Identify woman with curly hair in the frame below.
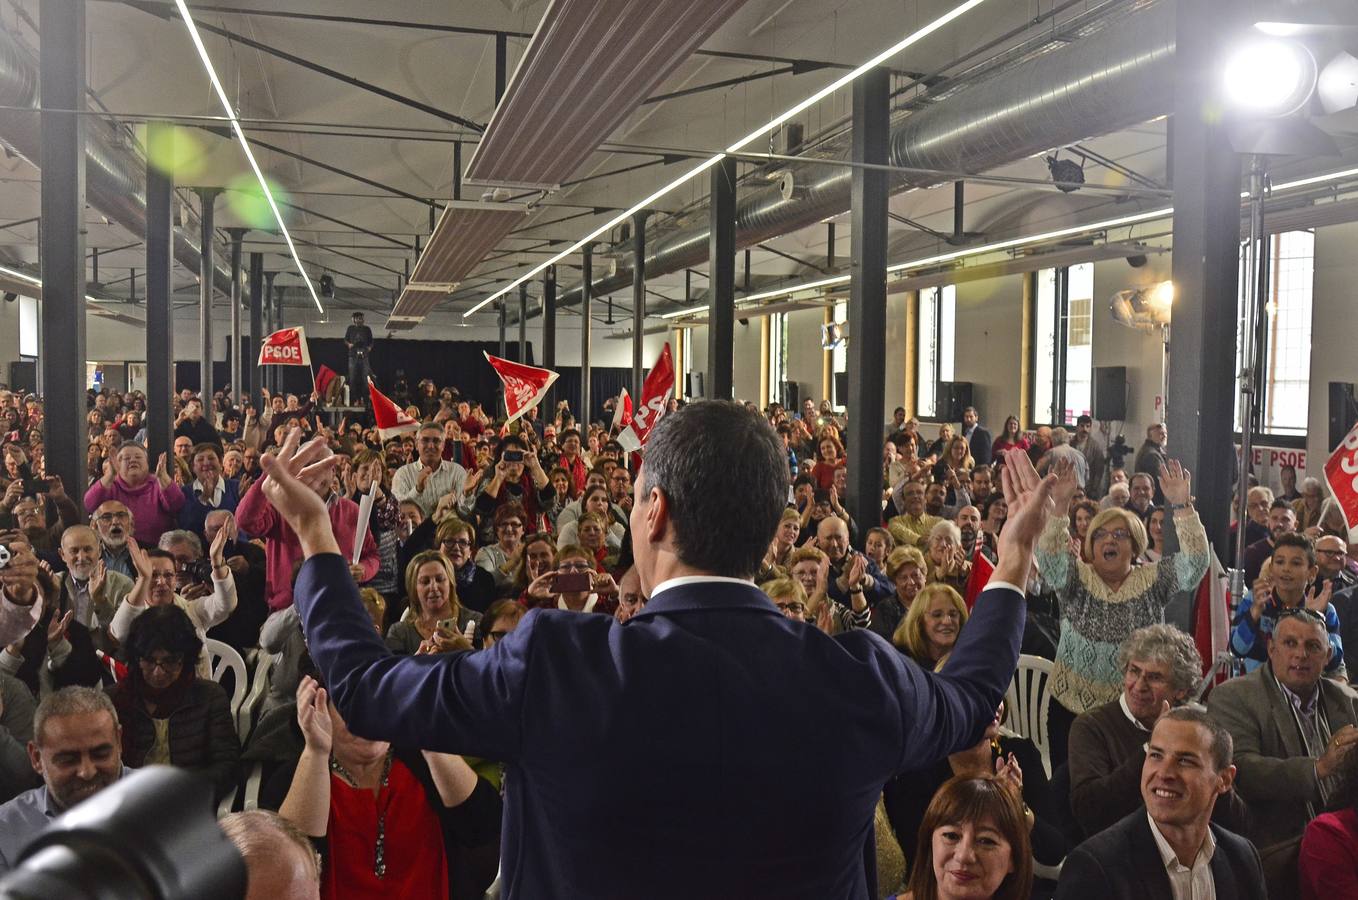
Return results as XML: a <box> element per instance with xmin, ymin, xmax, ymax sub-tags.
<box><xmin>893</xmin><ymin>583</ymin><xmax>969</xmax><ymax>671</ymax></box>
<box><xmin>811</xmin><ymin>435</ymin><xmax>846</xmax><ymax>491</ymax></box>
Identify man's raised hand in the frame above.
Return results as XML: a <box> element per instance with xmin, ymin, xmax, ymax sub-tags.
<box><xmin>259</xmin><ymin>429</ymin><xmax>341</xmax><ymax>558</ymax></box>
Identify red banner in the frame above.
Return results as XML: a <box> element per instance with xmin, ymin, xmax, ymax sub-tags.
<box><xmin>368</xmin><ymin>379</ymin><xmax>420</xmax><ymax>440</ymax></box>
<box><xmin>962</xmin><ymin>545</ymin><xmax>995</xmax><ymax>611</ymax></box>
<box><xmin>616</xmin><ymin>343</ymin><xmax>674</xmax><ymax>454</ymax></box>
<box><xmin>611</xmin><ymin>388</ymin><xmax>633</xmax><ymax>431</ymax></box>
<box><xmin>484</xmin><ymin>353</ymin><xmax>559</xmax><ymax>424</ymax></box>
<box><xmin>257</xmin><ymin>327</ymin><xmax>312</xmax><ymax>367</ymax></box>
<box><xmin>313</xmin><ymin>364</ymin><xmax>339</xmax><ymax>398</ymax></box>
<box><xmin>1324</xmin><ymin>420</ymin><xmax>1358</xmax><ymax>542</ymax></box>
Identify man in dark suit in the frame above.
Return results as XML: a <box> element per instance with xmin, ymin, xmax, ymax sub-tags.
<box><xmin>1057</xmin><ymin>706</ymin><xmax>1266</xmax><ymax>900</ymax></box>
<box><xmin>961</xmin><ymin>405</ymin><xmax>993</xmax><ymax>467</ymax></box>
<box><xmin>261</xmin><ymin>402</ymin><xmax>1058</xmax><ymax>900</ymax></box>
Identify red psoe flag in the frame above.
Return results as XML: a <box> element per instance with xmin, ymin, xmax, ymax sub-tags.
<box><xmin>616</xmin><ymin>343</ymin><xmax>675</xmax><ymax>454</ymax></box>
<box><xmin>484</xmin><ymin>353</ymin><xmax>559</xmax><ymax>424</ymax></box>
<box><xmin>257</xmin><ymin>327</ymin><xmax>312</xmax><ymax>366</ymax></box>
<box><xmin>313</xmin><ymin>364</ymin><xmax>339</xmax><ymax>397</ymax></box>
<box><xmin>368</xmin><ymin>379</ymin><xmax>420</xmax><ymax>440</ymax></box>
<box><xmin>1324</xmin><ymin>420</ymin><xmax>1358</xmax><ymax>542</ymax></box>
<box><xmin>612</xmin><ymin>388</ymin><xmax>634</xmax><ymax>431</ymax></box>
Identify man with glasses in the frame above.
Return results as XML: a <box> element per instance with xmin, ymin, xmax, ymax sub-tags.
<box><xmin>1210</xmin><ymin>608</ymin><xmax>1358</xmax><ymax>848</ymax></box>
<box><xmin>1231</xmin><ymin>532</ymin><xmax>1344</xmax><ymax>678</ymax></box>
<box><xmin>392</xmin><ymin>423</ymin><xmax>470</xmax><ymax>519</ymax></box>
<box><xmin>90</xmin><ymin>501</ymin><xmax>135</xmax><ymax>578</ymax></box>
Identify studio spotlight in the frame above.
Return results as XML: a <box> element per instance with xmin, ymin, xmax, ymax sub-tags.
<box><xmin>1126</xmin><ymin>254</ymin><xmax>1149</xmax><ymax>269</ymax></box>
<box><xmin>319</xmin><ymin>274</ymin><xmax>335</xmax><ymax>298</ymax></box>
<box><xmin>1222</xmin><ymin>38</ymin><xmax>1318</xmax><ymax>116</ymax></box>
<box><xmin>1045</xmin><ymin>155</ymin><xmax>1085</xmax><ymax>193</ymax></box>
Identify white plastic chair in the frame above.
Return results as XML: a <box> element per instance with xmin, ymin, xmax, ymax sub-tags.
<box><xmin>204</xmin><ymin>638</ymin><xmax>248</xmax><ymax>727</ymax></box>
<box><xmin>1003</xmin><ymin>653</ymin><xmax>1055</xmax><ymax>779</ymax></box>
<box><xmin>236</xmin><ymin>650</ymin><xmax>273</xmax><ymax>741</ymax></box>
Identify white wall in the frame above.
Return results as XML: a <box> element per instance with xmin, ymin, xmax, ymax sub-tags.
<box><xmin>732</xmin><ymin>319</ymin><xmax>762</xmax><ymax>402</ymax></box>
<box><xmin>952</xmin><ymin>275</ymin><xmax>1024</xmax><ymax>427</ymax></box>
<box><xmin>785</xmin><ymin>307</ymin><xmax>826</xmax><ymax>406</ymax></box>
<box><xmin>0</xmin><ymin>295</ymin><xmax>20</xmax><ymax>384</ymax></box>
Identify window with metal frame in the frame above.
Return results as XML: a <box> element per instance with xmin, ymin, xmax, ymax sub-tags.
<box><xmin>1033</xmin><ymin>263</ymin><xmax>1093</xmax><ymax>426</ymax></box>
<box><xmin>1234</xmin><ymin>230</ymin><xmax>1314</xmax><ymax>437</ymax></box>
<box><xmin>917</xmin><ymin>285</ymin><xmax>956</xmax><ymax>418</ymax></box>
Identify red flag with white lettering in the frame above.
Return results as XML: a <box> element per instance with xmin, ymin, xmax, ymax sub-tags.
<box><xmin>611</xmin><ymin>389</ymin><xmax>633</xmax><ymax>431</ymax></box>
<box><xmin>257</xmin><ymin>327</ymin><xmax>312</xmax><ymax>367</ymax></box>
<box><xmin>484</xmin><ymin>353</ymin><xmax>559</xmax><ymax>424</ymax></box>
<box><xmin>1324</xmin><ymin>420</ymin><xmax>1358</xmax><ymax>542</ymax></box>
<box><xmin>367</xmin><ymin>379</ymin><xmax>420</xmax><ymax>440</ymax></box>
<box><xmin>616</xmin><ymin>344</ymin><xmax>675</xmax><ymax>454</ymax></box>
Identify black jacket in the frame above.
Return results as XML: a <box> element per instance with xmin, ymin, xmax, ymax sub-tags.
<box><xmin>108</xmin><ymin>675</ymin><xmax>240</xmax><ymax>802</ymax></box>
<box><xmin>1055</xmin><ymin>809</ymin><xmax>1265</xmax><ymax>900</ymax></box>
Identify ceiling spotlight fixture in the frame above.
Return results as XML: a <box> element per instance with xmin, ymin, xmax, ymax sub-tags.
<box><xmin>319</xmin><ymin>274</ymin><xmax>335</xmax><ymax>298</ymax></box>
<box><xmin>1222</xmin><ymin>38</ymin><xmax>1319</xmax><ymax>117</ymax></box>
<box><xmin>1046</xmin><ymin>155</ymin><xmax>1085</xmax><ymax>193</ymax></box>
<box><xmin>2</xmin><ymin>292</ymin><xmax>16</xmax><ymax>303</ymax></box>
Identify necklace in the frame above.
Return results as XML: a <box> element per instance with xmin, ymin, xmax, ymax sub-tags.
<box><xmin>330</xmin><ymin>749</ymin><xmax>395</xmax><ymax>879</ymax></box>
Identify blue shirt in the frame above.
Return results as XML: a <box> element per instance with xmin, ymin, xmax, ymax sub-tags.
<box><xmin>1230</xmin><ymin>590</ymin><xmax>1344</xmax><ymax>674</ymax></box>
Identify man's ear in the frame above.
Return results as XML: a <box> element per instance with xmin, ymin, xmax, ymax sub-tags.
<box><xmin>644</xmin><ymin>486</ymin><xmax>669</xmax><ymax>546</ymax></box>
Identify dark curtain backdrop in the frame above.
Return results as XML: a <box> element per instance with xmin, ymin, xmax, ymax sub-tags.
<box><xmin>175</xmin><ymin>338</ymin><xmax>627</xmax><ymax>425</ymax></box>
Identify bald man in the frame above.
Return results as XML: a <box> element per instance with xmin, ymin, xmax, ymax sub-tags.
<box><xmin>57</xmin><ymin>526</ymin><xmax>133</xmax><ymax>643</ymax></box>
<box><xmin>219</xmin><ymin>810</ymin><xmax>319</xmax><ymax>900</ymax></box>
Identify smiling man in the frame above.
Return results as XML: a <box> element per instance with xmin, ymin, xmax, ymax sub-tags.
<box><xmin>1210</xmin><ymin>611</ymin><xmax>1358</xmax><ymax>848</ymax></box>
<box><xmin>1057</xmin><ymin>705</ymin><xmax>1264</xmax><ymax>899</ymax></box>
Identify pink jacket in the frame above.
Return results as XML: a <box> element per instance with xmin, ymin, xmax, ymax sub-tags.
<box><xmin>83</xmin><ymin>476</ymin><xmax>186</xmax><ymax>546</ymax></box>
<box><xmin>235</xmin><ymin>480</ymin><xmax>380</xmax><ymax>611</ymax></box>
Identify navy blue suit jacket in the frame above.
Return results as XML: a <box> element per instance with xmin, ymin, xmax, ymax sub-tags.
<box><xmin>295</xmin><ymin>555</ymin><xmax>1023</xmax><ymax>899</ymax></box>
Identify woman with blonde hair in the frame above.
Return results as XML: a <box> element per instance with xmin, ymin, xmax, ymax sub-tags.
<box><xmin>871</xmin><ymin>546</ymin><xmax>928</xmax><ymax>641</ymax></box>
<box><xmin>760</xmin><ymin>577</ymin><xmax>809</xmax><ymax>623</ymax></box>
<box><xmin>932</xmin><ymin>436</ymin><xmax>975</xmax><ymax>504</ymax></box>
<box><xmin>386</xmin><ymin>550</ymin><xmax>481</xmax><ymax>656</ymax></box>
<box><xmin>893</xmin><ymin>583</ymin><xmax>969</xmax><ymax>670</ymax></box>
<box><xmin>435</xmin><ymin>517</ymin><xmax>496</xmax><ymax>613</ymax></box>
<box><xmin>759</xmin><ymin>508</ymin><xmax>803</xmax><ymax>582</ymax></box>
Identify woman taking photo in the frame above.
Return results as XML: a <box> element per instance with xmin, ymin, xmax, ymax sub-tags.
<box><xmin>893</xmin><ymin>584</ymin><xmax>968</xmax><ymax>670</ymax></box>
<box><xmin>387</xmin><ymin>551</ymin><xmax>482</xmax><ymax>656</ymax></box>
<box><xmin>896</xmin><ymin>775</ymin><xmax>1033</xmax><ymax>900</ymax></box>
<box><xmin>522</xmin><ymin>545</ymin><xmax>619</xmax><ymax>615</ymax></box>
<box><xmin>272</xmin><ymin>674</ymin><xmax>501</xmax><ymax>900</ymax></box>
<box><xmin>932</xmin><ymin>437</ymin><xmax>974</xmax><ymax>503</ymax></box>
<box><xmin>510</xmin><ymin>533</ymin><xmax>557</xmax><ymax>605</ymax></box>
<box><xmin>435</xmin><ymin>518</ymin><xmax>497</xmax><ymax>614</ymax></box>
<box><xmin>1036</xmin><ymin>459</ymin><xmax>1207</xmax><ymax>769</ymax></box>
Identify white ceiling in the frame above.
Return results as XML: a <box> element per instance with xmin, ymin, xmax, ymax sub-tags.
<box><xmin>0</xmin><ymin>0</ymin><xmax>1354</xmax><ymax>328</ymax></box>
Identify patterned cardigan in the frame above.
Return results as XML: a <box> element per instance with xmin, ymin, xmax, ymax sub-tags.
<box><xmin>1036</xmin><ymin>510</ymin><xmax>1210</xmax><ymax>715</ymax></box>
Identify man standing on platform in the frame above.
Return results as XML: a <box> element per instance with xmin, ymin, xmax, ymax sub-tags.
<box><xmin>343</xmin><ymin>312</ymin><xmax>373</xmax><ymax>405</ymax></box>
<box><xmin>259</xmin><ymin>402</ymin><xmax>1059</xmax><ymax>900</ymax></box>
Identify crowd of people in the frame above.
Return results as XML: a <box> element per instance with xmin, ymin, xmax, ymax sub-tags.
<box><xmin>0</xmin><ymin>377</ymin><xmax>1355</xmax><ymax>899</ymax></box>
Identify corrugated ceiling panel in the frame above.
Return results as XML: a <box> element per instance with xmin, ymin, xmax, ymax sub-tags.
<box><xmin>465</xmin><ymin>0</ymin><xmax>752</xmax><ymax>188</ymax></box>
<box><xmin>387</xmin><ymin>206</ymin><xmax>524</xmax><ymax>324</ymax></box>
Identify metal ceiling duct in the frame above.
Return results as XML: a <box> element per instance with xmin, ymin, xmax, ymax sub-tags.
<box><xmin>0</xmin><ymin>26</ymin><xmax>234</xmax><ymax>298</ymax></box>
<box><xmin>465</xmin><ymin>0</ymin><xmax>753</xmax><ymax>189</ymax></box>
<box><xmin>548</xmin><ymin>0</ymin><xmax>1176</xmax><ymax>314</ymax></box>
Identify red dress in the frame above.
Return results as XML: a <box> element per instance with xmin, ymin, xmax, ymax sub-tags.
<box><xmin>323</xmin><ymin>759</ymin><xmax>448</xmax><ymax>900</ymax></box>
<box><xmin>811</xmin><ymin>460</ymin><xmax>841</xmax><ymax>491</ymax></box>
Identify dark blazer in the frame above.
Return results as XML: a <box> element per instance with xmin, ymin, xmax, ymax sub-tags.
<box><xmin>295</xmin><ymin>554</ymin><xmax>1023</xmax><ymax>900</ymax></box>
<box><xmin>1055</xmin><ymin>809</ymin><xmax>1266</xmax><ymax>900</ymax></box>
<box><xmin>965</xmin><ymin>424</ymin><xmax>993</xmax><ymax>467</ymax></box>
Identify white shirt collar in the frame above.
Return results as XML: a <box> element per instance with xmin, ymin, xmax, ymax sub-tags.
<box><xmin>1120</xmin><ymin>693</ymin><xmax>1152</xmax><ymax>732</ymax></box>
<box><xmin>1147</xmin><ymin>811</ymin><xmax>1216</xmax><ymax>870</ymax></box>
<box><xmin>558</xmin><ymin>593</ymin><xmax>599</xmax><ymax>613</ymax></box>
<box><xmin>649</xmin><ymin>574</ymin><xmax>756</xmax><ymax>600</ymax></box>
<box><xmin>193</xmin><ymin>478</ymin><xmax>225</xmax><ymax>506</ymax></box>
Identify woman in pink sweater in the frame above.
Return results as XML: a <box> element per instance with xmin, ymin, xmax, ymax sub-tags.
<box><xmin>83</xmin><ymin>443</ymin><xmax>185</xmax><ymax>546</ymax></box>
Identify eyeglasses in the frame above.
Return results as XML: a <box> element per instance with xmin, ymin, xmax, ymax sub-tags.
<box><xmin>557</xmin><ymin>562</ymin><xmax>594</xmax><ymax>573</ymax></box>
<box><xmin>94</xmin><ymin>512</ymin><xmax>130</xmax><ymax>523</ymax></box>
<box><xmin>497</xmin><ymin>522</ymin><xmax>524</xmax><ymax>531</ymax></box>
<box><xmin>441</xmin><ymin>538</ymin><xmax>472</xmax><ymax>549</ymax></box>
<box><xmin>140</xmin><ymin>653</ymin><xmax>183</xmax><ymax>672</ymax></box>
<box><xmin>1277</xmin><ymin>607</ymin><xmax>1326</xmax><ymax>624</ymax></box>
<box><xmin>775</xmin><ymin>601</ymin><xmax>807</xmax><ymax>615</ymax></box>
<box><xmin>1316</xmin><ymin>549</ymin><xmax>1345</xmax><ymax>557</ymax></box>
<box><xmin>1091</xmin><ymin>528</ymin><xmax>1132</xmax><ymax>543</ymax></box>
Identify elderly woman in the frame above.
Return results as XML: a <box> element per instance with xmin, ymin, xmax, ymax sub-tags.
<box><xmin>474</xmin><ymin>503</ymin><xmax>527</xmax><ymax>595</ymax></box>
<box><xmin>1037</xmin><ymin>458</ymin><xmax>1208</xmax><ymax>769</ymax></box>
<box><xmin>761</xmin><ymin>577</ymin><xmax>810</xmax><ymax>623</ymax></box>
<box><xmin>435</xmin><ymin>518</ymin><xmax>496</xmax><ymax>614</ymax></box>
<box><xmin>925</xmin><ymin>521</ymin><xmax>971</xmax><ymax>594</ymax></box>
<box><xmin>108</xmin><ymin>604</ymin><xmax>240</xmax><ymax>802</ymax></box>
<box><xmin>872</xmin><ymin>546</ymin><xmax>927</xmax><ymax>643</ymax></box>
<box><xmin>522</xmin><ymin>544</ymin><xmax>619</xmax><ymax>615</ymax></box>
<box><xmin>82</xmin><ymin>442</ymin><xmax>185</xmax><ymax>545</ymax></box>
<box><xmin>387</xmin><ymin>550</ymin><xmax>482</xmax><ymax>656</ymax></box>
<box><xmin>1294</xmin><ymin>477</ymin><xmax>1327</xmax><ymax>532</ymax></box>
<box><xmin>892</xmin><ymin>583</ymin><xmax>969</xmax><ymax>671</ymax></box>
<box><xmin>901</xmin><ymin>775</ymin><xmax>1034</xmax><ymax>900</ymax></box>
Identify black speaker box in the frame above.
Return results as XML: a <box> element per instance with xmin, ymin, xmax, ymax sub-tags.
<box><xmin>1093</xmin><ymin>366</ymin><xmax>1128</xmax><ymax>421</ymax></box>
<box><xmin>935</xmin><ymin>381</ymin><xmax>973</xmax><ymax>422</ymax></box>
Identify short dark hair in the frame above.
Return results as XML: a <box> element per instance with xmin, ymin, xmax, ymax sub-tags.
<box><xmin>1270</xmin><ymin>498</ymin><xmax>1296</xmax><ymax>513</ymax></box>
<box><xmin>1157</xmin><ymin>704</ymin><xmax>1233</xmax><ymax>771</ymax></box>
<box><xmin>1272</xmin><ymin>531</ymin><xmax>1315</xmax><ymax>567</ymax></box>
<box><xmin>1076</xmin><ymin>414</ymin><xmax>1092</xmax><ymax>425</ymax></box>
<box><xmin>125</xmin><ymin>604</ymin><xmax>202</xmax><ymax>670</ymax></box>
<box><xmin>793</xmin><ymin>474</ymin><xmax>816</xmax><ymax>491</ymax></box>
<box><xmin>642</xmin><ymin>401</ymin><xmax>787</xmax><ymax>578</ymax></box>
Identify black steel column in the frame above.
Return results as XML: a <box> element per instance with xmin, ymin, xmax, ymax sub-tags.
<box><xmin>707</xmin><ymin>157</ymin><xmax>737</xmax><ymax>400</ymax></box>
<box><xmin>580</xmin><ymin>245</ymin><xmax>593</xmax><ymax>423</ymax></box>
<box><xmin>846</xmin><ymin>68</ymin><xmax>890</xmax><ymax>540</ymax></box>
<box><xmin>197</xmin><ymin>189</ymin><xmax>218</xmax><ymax>404</ymax></box>
<box><xmin>145</xmin><ymin>122</ymin><xmax>174</xmax><ymax>462</ymax></box>
<box><xmin>263</xmin><ymin>271</ymin><xmax>276</xmax><ymax>396</ymax></box>
<box><xmin>247</xmin><ymin>252</ymin><xmax>263</xmax><ymax>413</ymax></box>
<box><xmin>498</xmin><ymin>301</ymin><xmax>507</xmax><ymax>358</ymax></box>
<box><xmin>518</xmin><ymin>283</ymin><xmax>528</xmax><ymax>363</ymax></box>
<box><xmin>631</xmin><ymin>211</ymin><xmax>647</xmax><ymax>397</ymax></box>
<box><xmin>38</xmin><ymin>0</ymin><xmax>87</xmax><ymax>491</ymax></box>
<box><xmin>228</xmin><ymin>229</ymin><xmax>244</xmax><ymax>407</ymax></box>
<box><xmin>1166</xmin><ymin>0</ymin><xmax>1246</xmax><ymax>558</ymax></box>
<box><xmin>542</xmin><ymin>266</ymin><xmax>557</xmax><ymax>408</ymax></box>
